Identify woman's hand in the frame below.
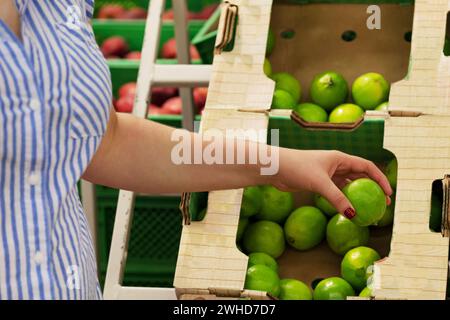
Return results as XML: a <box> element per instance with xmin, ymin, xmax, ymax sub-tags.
<box><xmin>273</xmin><ymin>149</ymin><xmax>393</xmax><ymax>219</ymax></box>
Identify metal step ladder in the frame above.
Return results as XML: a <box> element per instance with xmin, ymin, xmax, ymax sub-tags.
<box><xmin>80</xmin><ymin>0</ymin><xmax>213</xmax><ymax>299</ymax></box>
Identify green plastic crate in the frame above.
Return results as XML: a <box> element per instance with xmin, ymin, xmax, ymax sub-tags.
<box><xmin>191</xmin><ymin>7</ymin><xmax>221</xmax><ymax>64</ymax></box>
<box><xmin>94</xmin><ymin>0</ymin><xmax>220</xmax><ymax>13</ymax></box>
<box><xmin>92</xmin><ymin>20</ymin><xmax>204</xmax><ymax>88</ymax></box>
<box><xmin>97</xmin><ymin>193</ymin><xmax>183</xmax><ymax>288</ymax></box>
<box><xmin>92</xmin><ymin>20</ymin><xmax>205</xmax><ymax>96</ymax></box>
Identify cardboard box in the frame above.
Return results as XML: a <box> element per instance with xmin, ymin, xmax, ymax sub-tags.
<box><xmin>174</xmin><ymin>0</ymin><xmax>450</xmax><ymax>300</ymax></box>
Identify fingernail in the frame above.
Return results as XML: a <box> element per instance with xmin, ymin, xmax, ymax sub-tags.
<box><xmin>344</xmin><ymin>208</ymin><xmax>356</xmax><ymax>219</ymax></box>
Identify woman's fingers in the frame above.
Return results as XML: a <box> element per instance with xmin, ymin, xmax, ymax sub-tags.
<box><xmin>332</xmin><ymin>173</ymin><xmax>369</xmax><ymax>189</ymax></box>
<box><xmin>318</xmin><ymin>178</ymin><xmax>356</xmax><ymax>220</ymax></box>
<box><xmin>343</xmin><ymin>154</ymin><xmax>393</xmax><ymax>196</ymax></box>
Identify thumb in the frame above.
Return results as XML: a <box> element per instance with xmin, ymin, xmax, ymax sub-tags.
<box><xmin>319</xmin><ymin>180</ymin><xmax>356</xmax><ymax>220</ymax></box>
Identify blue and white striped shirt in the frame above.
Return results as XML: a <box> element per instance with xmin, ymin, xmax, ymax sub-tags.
<box><xmin>0</xmin><ymin>0</ymin><xmax>111</xmax><ymax>299</ymax></box>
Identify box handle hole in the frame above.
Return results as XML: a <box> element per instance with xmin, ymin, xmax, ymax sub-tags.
<box><xmin>404</xmin><ymin>31</ymin><xmax>412</xmax><ymax>43</ymax></box>
<box><xmin>341</xmin><ymin>30</ymin><xmax>357</xmax><ymax>42</ymax></box>
<box><xmin>280</xmin><ymin>29</ymin><xmax>296</xmax><ymax>40</ymax></box>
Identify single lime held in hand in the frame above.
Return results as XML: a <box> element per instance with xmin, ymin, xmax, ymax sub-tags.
<box><xmin>375</xmin><ymin>193</ymin><xmax>395</xmax><ymax>227</ymax></box>
<box><xmin>342</xmin><ymin>178</ymin><xmax>387</xmax><ymax>227</ymax></box>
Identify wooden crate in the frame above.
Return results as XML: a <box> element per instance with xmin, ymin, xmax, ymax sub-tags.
<box><xmin>173</xmin><ymin>0</ymin><xmax>450</xmax><ymax>300</ymax></box>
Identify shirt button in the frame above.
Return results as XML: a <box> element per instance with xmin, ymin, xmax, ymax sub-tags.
<box><xmin>30</xmin><ymin>99</ymin><xmax>40</xmax><ymax>110</ymax></box>
<box><xmin>34</xmin><ymin>251</ymin><xmax>45</xmax><ymax>265</ymax></box>
<box><xmin>28</xmin><ymin>172</ymin><xmax>40</xmax><ymax>186</ymax></box>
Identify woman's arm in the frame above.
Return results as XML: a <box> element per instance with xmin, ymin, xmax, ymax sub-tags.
<box><xmin>83</xmin><ymin>109</ymin><xmax>392</xmax><ymax>215</ymax></box>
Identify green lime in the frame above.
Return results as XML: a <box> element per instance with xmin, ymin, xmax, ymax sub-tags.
<box><xmin>314</xmin><ymin>194</ymin><xmax>338</xmax><ymax>217</ymax></box>
<box><xmin>352</xmin><ymin>73</ymin><xmax>390</xmax><ymax>110</ymax></box>
<box><xmin>310</xmin><ymin>71</ymin><xmax>349</xmax><ymax>111</ymax></box>
<box><xmin>375</xmin><ymin>193</ymin><xmax>395</xmax><ymax>227</ymax></box>
<box><xmin>341</xmin><ymin>246</ymin><xmax>381</xmax><ymax>291</ymax></box>
<box><xmin>313</xmin><ymin>277</ymin><xmax>355</xmax><ymax>300</ymax></box>
<box><xmin>284</xmin><ymin>206</ymin><xmax>327</xmax><ymax>251</ymax></box>
<box><xmin>279</xmin><ymin>279</ymin><xmax>312</xmax><ymax>300</ymax></box>
<box><xmin>385</xmin><ymin>158</ymin><xmax>397</xmax><ymax>189</ymax></box>
<box><xmin>342</xmin><ymin>178</ymin><xmax>387</xmax><ymax>227</ymax></box>
<box><xmin>272</xmin><ymin>73</ymin><xmax>302</xmax><ymax>102</ymax></box>
<box><xmin>264</xmin><ymin>58</ymin><xmax>272</xmax><ymax>77</ymax></box>
<box><xmin>257</xmin><ymin>186</ymin><xmax>294</xmax><ymax>223</ymax></box>
<box><xmin>329</xmin><ymin>104</ymin><xmax>364</xmax><ymax>123</ymax></box>
<box><xmin>237</xmin><ymin>218</ymin><xmax>249</xmax><ymax>242</ymax></box>
<box><xmin>294</xmin><ymin>103</ymin><xmax>328</xmax><ymax>123</ymax></box>
<box><xmin>197</xmin><ymin>208</ymin><xmax>207</xmax><ymax>221</ymax></box>
<box><xmin>266</xmin><ymin>29</ymin><xmax>276</xmax><ymax>57</ymax></box>
<box><xmin>240</xmin><ymin>186</ymin><xmax>263</xmax><ymax>218</ymax></box>
<box><xmin>271</xmin><ymin>89</ymin><xmax>296</xmax><ymax>110</ymax></box>
<box><xmin>326</xmin><ymin>214</ymin><xmax>370</xmax><ymax>256</ymax></box>
<box><xmin>359</xmin><ymin>287</ymin><xmax>372</xmax><ymax>298</ymax></box>
<box><xmin>430</xmin><ymin>193</ymin><xmax>443</xmax><ymax>233</ymax></box>
<box><xmin>248</xmin><ymin>252</ymin><xmax>278</xmax><ymax>273</ymax></box>
<box><xmin>375</xmin><ymin>102</ymin><xmax>389</xmax><ymax>112</ymax></box>
<box><xmin>245</xmin><ymin>265</ymin><xmax>281</xmax><ymax>297</ymax></box>
<box><xmin>243</xmin><ymin>221</ymin><xmax>286</xmax><ymax>258</ymax></box>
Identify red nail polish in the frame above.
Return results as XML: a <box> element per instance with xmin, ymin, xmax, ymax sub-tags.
<box><xmin>344</xmin><ymin>208</ymin><xmax>356</xmax><ymax>219</ymax></box>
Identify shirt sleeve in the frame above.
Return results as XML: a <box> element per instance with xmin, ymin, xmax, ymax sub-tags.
<box><xmin>85</xmin><ymin>0</ymin><xmax>95</xmax><ymax>20</ymax></box>
<box><xmin>14</xmin><ymin>0</ymin><xmax>29</xmax><ymax>14</ymax></box>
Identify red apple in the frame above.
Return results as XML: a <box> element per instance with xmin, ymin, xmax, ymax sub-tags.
<box><xmin>98</xmin><ymin>4</ymin><xmax>126</xmax><ymax>19</ymax></box>
<box><xmin>101</xmin><ymin>36</ymin><xmax>129</xmax><ymax>58</ymax></box>
<box><xmin>151</xmin><ymin>87</ymin><xmax>178</xmax><ymax>106</ymax></box>
<box><xmin>119</xmin><ymin>82</ymin><xmax>137</xmax><ymax>99</ymax></box>
<box><xmin>119</xmin><ymin>7</ymin><xmax>148</xmax><ymax>20</ymax></box>
<box><xmin>161</xmin><ymin>38</ymin><xmax>200</xmax><ymax>60</ymax></box>
<box><xmin>193</xmin><ymin>87</ymin><xmax>208</xmax><ymax>110</ymax></box>
<box><xmin>115</xmin><ymin>95</ymin><xmax>134</xmax><ymax>113</ymax></box>
<box><xmin>161</xmin><ymin>97</ymin><xmax>183</xmax><ymax>115</ymax></box>
<box><xmin>125</xmin><ymin>51</ymin><xmax>142</xmax><ymax>60</ymax></box>
<box><xmin>148</xmin><ymin>104</ymin><xmax>173</xmax><ymax>116</ymax></box>
<box><xmin>162</xmin><ymin>9</ymin><xmax>195</xmax><ymax>21</ymax></box>
<box><xmin>197</xmin><ymin>4</ymin><xmax>219</xmax><ymax>19</ymax></box>
<box><xmin>162</xmin><ymin>9</ymin><xmax>174</xmax><ymax>20</ymax></box>
<box><xmin>148</xmin><ymin>104</ymin><xmax>161</xmax><ymax>115</ymax></box>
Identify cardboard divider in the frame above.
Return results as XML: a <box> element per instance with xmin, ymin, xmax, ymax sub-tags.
<box><xmin>291</xmin><ymin>111</ymin><xmax>365</xmax><ymax>131</ymax></box>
